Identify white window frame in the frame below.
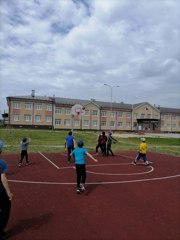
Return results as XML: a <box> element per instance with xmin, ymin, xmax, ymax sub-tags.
<box><xmin>25</xmin><ymin>102</ymin><xmax>32</xmax><ymax>110</ymax></box>
<box><xmin>13</xmin><ymin>102</ymin><xmax>20</xmax><ymax>109</ymax></box>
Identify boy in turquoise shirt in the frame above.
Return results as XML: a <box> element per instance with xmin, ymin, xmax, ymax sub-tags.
<box><xmin>71</xmin><ymin>140</ymin><xmax>97</xmax><ymax>194</ymax></box>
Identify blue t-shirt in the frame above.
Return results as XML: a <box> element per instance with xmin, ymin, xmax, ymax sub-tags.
<box><xmin>72</xmin><ymin>147</ymin><xmax>88</xmax><ymax>164</ymax></box>
<box><xmin>0</xmin><ymin>159</ymin><xmax>8</xmax><ymax>192</ymax></box>
<box><xmin>66</xmin><ymin>135</ymin><xmax>74</xmax><ymax>148</ymax></box>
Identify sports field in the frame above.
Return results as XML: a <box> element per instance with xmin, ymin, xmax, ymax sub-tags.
<box><xmin>3</xmin><ymin>150</ymin><xmax>180</xmax><ymax>240</ymax></box>
<box><xmin>0</xmin><ymin>129</ymin><xmax>180</xmax><ymax>240</ymax></box>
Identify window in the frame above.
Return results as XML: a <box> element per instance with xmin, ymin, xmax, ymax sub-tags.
<box><xmin>25</xmin><ymin>103</ymin><xmax>32</xmax><ymax>110</ymax></box>
<box><xmin>13</xmin><ymin>102</ymin><xmax>20</xmax><ymax>109</ymax></box>
<box><xmin>110</xmin><ymin>112</ymin><xmax>115</xmax><ymax>118</ymax></box>
<box><xmin>83</xmin><ymin>120</ymin><xmax>89</xmax><ymax>126</ymax></box>
<box><xmin>141</xmin><ymin>114</ymin><xmax>145</xmax><ymax>119</ymax></box>
<box><xmin>74</xmin><ymin>120</ymin><xmax>80</xmax><ymax>126</ymax></box>
<box><xmin>55</xmin><ymin>108</ymin><xmax>61</xmax><ymax>114</ymax></box>
<box><xmin>101</xmin><ymin>121</ymin><xmax>106</xmax><ymax>126</ymax></box>
<box><xmin>93</xmin><ymin>120</ymin><xmax>98</xmax><ymax>126</ymax></box>
<box><xmin>110</xmin><ymin>121</ymin><xmax>115</xmax><ymax>127</ymax></box>
<box><xmin>118</xmin><ymin>122</ymin><xmax>123</xmax><ymax>127</ymax></box>
<box><xmin>12</xmin><ymin>115</ymin><xmax>19</xmax><ymax>121</ymax></box>
<box><xmin>35</xmin><ymin>103</ymin><xmax>42</xmax><ymax>110</ymax></box>
<box><xmin>65</xmin><ymin>108</ymin><xmax>71</xmax><ymax>115</ymax></box>
<box><xmin>55</xmin><ymin>119</ymin><xmax>61</xmax><ymax>125</ymax></box>
<box><xmin>166</xmin><ymin>115</ymin><xmax>171</xmax><ymax>120</ymax></box>
<box><xmin>85</xmin><ymin>110</ymin><xmax>89</xmax><ymax>116</ymax></box>
<box><xmin>118</xmin><ymin>112</ymin><xmax>122</xmax><ymax>118</ymax></box>
<box><xmin>35</xmin><ymin>115</ymin><xmax>41</xmax><ymax>122</ymax></box>
<box><xmin>172</xmin><ymin>116</ymin><xmax>176</xmax><ymax>120</ymax></box>
<box><xmin>101</xmin><ymin>111</ymin><xmax>106</xmax><ymax>116</ymax></box>
<box><xmin>46</xmin><ymin>104</ymin><xmax>52</xmax><ymax>111</ymax></box>
<box><xmin>46</xmin><ymin>116</ymin><xmax>52</xmax><ymax>122</ymax></box>
<box><xmin>64</xmin><ymin>119</ymin><xmax>70</xmax><ymax>126</ymax></box>
<box><xmin>92</xmin><ymin>110</ymin><xmax>98</xmax><ymax>116</ymax></box>
<box><xmin>24</xmin><ymin>115</ymin><xmax>32</xmax><ymax>121</ymax></box>
<box><xmin>126</xmin><ymin>112</ymin><xmax>131</xmax><ymax>118</ymax></box>
<box><xmin>172</xmin><ymin>124</ymin><xmax>176</xmax><ymax>129</ymax></box>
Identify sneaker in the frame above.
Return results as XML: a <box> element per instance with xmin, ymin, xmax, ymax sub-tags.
<box><xmin>132</xmin><ymin>161</ymin><xmax>136</xmax><ymax>165</ymax></box>
<box><xmin>26</xmin><ymin>162</ymin><xmax>29</xmax><ymax>166</ymax></box>
<box><xmin>18</xmin><ymin>163</ymin><xmax>22</xmax><ymax>168</ymax></box>
<box><xmin>80</xmin><ymin>183</ymin><xmax>85</xmax><ymax>192</ymax></box>
<box><xmin>76</xmin><ymin>188</ymin><xmax>81</xmax><ymax>194</ymax></box>
<box><xmin>145</xmin><ymin>162</ymin><xmax>150</xmax><ymax>166</ymax></box>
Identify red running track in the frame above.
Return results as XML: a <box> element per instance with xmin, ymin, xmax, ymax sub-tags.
<box><xmin>2</xmin><ymin>151</ymin><xmax>180</xmax><ymax>240</ymax></box>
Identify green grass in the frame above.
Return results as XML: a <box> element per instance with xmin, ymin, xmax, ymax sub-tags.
<box><xmin>0</xmin><ymin>128</ymin><xmax>180</xmax><ymax>156</ymax></box>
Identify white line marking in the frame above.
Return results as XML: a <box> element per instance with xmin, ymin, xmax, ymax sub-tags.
<box><xmin>38</xmin><ymin>151</ymin><xmax>60</xmax><ymax>169</ymax></box>
<box><xmin>86</xmin><ymin>166</ymin><xmax>154</xmax><ymax>176</ymax></box>
<box><xmin>8</xmin><ymin>174</ymin><xmax>180</xmax><ymax>185</ymax></box>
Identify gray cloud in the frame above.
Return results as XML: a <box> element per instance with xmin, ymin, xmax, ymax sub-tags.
<box><xmin>0</xmin><ymin>0</ymin><xmax>180</xmax><ymax>114</ymax></box>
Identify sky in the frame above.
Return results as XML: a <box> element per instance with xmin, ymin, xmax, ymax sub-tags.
<box><xmin>0</xmin><ymin>0</ymin><xmax>180</xmax><ymax>115</ymax></box>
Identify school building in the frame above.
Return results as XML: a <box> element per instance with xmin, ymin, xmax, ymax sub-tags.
<box><xmin>6</xmin><ymin>91</ymin><xmax>180</xmax><ymax>133</ymax></box>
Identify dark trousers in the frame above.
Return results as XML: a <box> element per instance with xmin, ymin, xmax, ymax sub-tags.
<box><xmin>95</xmin><ymin>143</ymin><xmax>101</xmax><ymax>153</ymax></box>
<box><xmin>0</xmin><ymin>190</ymin><xmax>11</xmax><ymax>233</ymax></box>
<box><xmin>19</xmin><ymin>150</ymin><xmax>28</xmax><ymax>164</ymax></box>
<box><xmin>75</xmin><ymin>164</ymin><xmax>86</xmax><ymax>188</ymax></box>
<box><xmin>101</xmin><ymin>144</ymin><xmax>106</xmax><ymax>155</ymax></box>
<box><xmin>107</xmin><ymin>144</ymin><xmax>114</xmax><ymax>156</ymax></box>
<box><xmin>67</xmin><ymin>147</ymin><xmax>74</xmax><ymax>161</ymax></box>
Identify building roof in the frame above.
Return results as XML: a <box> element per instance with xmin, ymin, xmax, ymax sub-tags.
<box><xmin>6</xmin><ymin>95</ymin><xmax>180</xmax><ymax>113</ymax></box>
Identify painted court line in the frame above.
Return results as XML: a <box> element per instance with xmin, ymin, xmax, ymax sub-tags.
<box><xmin>38</xmin><ymin>151</ymin><xmax>60</xmax><ymax>169</ymax></box>
<box><xmin>8</xmin><ymin>174</ymin><xmax>180</xmax><ymax>185</ymax></box>
<box><xmin>86</xmin><ymin>165</ymin><xmax>154</xmax><ymax>176</ymax></box>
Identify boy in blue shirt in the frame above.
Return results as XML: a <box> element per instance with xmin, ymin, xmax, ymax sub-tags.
<box><xmin>0</xmin><ymin>140</ymin><xmax>13</xmax><ymax>239</ymax></box>
<box><xmin>71</xmin><ymin>140</ymin><xmax>98</xmax><ymax>194</ymax></box>
<box><xmin>65</xmin><ymin>131</ymin><xmax>75</xmax><ymax>163</ymax></box>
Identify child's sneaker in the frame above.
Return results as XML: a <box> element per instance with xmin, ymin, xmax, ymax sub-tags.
<box><xmin>76</xmin><ymin>188</ymin><xmax>81</xmax><ymax>194</ymax></box>
<box><xmin>18</xmin><ymin>163</ymin><xmax>22</xmax><ymax>168</ymax></box>
<box><xmin>132</xmin><ymin>161</ymin><xmax>136</xmax><ymax>165</ymax></box>
<box><xmin>80</xmin><ymin>183</ymin><xmax>85</xmax><ymax>192</ymax></box>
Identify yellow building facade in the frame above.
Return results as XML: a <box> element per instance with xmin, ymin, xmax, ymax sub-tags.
<box><xmin>6</xmin><ymin>94</ymin><xmax>180</xmax><ymax>132</ymax></box>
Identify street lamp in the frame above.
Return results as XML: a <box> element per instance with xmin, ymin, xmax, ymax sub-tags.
<box><xmin>104</xmin><ymin>83</ymin><xmax>120</xmax><ymax>129</ymax></box>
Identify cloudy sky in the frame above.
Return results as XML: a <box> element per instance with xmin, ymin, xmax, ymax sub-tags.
<box><xmin>0</xmin><ymin>0</ymin><xmax>180</xmax><ymax>114</ymax></box>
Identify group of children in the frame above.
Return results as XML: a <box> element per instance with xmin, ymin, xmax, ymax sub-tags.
<box><xmin>95</xmin><ymin>131</ymin><xmax>118</xmax><ymax>156</ymax></box>
<box><xmin>0</xmin><ymin>133</ymin><xmax>150</xmax><ymax>238</ymax></box>
<box><xmin>65</xmin><ymin>131</ymin><xmax>149</xmax><ymax>193</ymax></box>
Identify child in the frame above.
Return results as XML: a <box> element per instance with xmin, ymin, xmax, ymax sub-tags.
<box><xmin>133</xmin><ymin>137</ymin><xmax>149</xmax><ymax>166</ymax></box>
<box><xmin>106</xmin><ymin>132</ymin><xmax>118</xmax><ymax>156</ymax></box>
<box><xmin>99</xmin><ymin>131</ymin><xmax>107</xmax><ymax>156</ymax></box>
<box><xmin>0</xmin><ymin>140</ymin><xmax>13</xmax><ymax>239</ymax></box>
<box><xmin>95</xmin><ymin>134</ymin><xmax>102</xmax><ymax>155</ymax></box>
<box><xmin>71</xmin><ymin>140</ymin><xmax>98</xmax><ymax>194</ymax></box>
<box><xmin>19</xmin><ymin>137</ymin><xmax>30</xmax><ymax>168</ymax></box>
<box><xmin>65</xmin><ymin>131</ymin><xmax>75</xmax><ymax>163</ymax></box>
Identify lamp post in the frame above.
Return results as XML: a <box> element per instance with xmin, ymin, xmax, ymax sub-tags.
<box><xmin>104</xmin><ymin>83</ymin><xmax>120</xmax><ymax>130</ymax></box>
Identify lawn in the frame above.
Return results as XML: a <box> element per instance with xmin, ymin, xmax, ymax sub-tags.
<box><xmin>0</xmin><ymin>128</ymin><xmax>180</xmax><ymax>156</ymax></box>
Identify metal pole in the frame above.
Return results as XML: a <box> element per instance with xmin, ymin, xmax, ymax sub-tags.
<box><xmin>104</xmin><ymin>84</ymin><xmax>120</xmax><ymax>130</ymax></box>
